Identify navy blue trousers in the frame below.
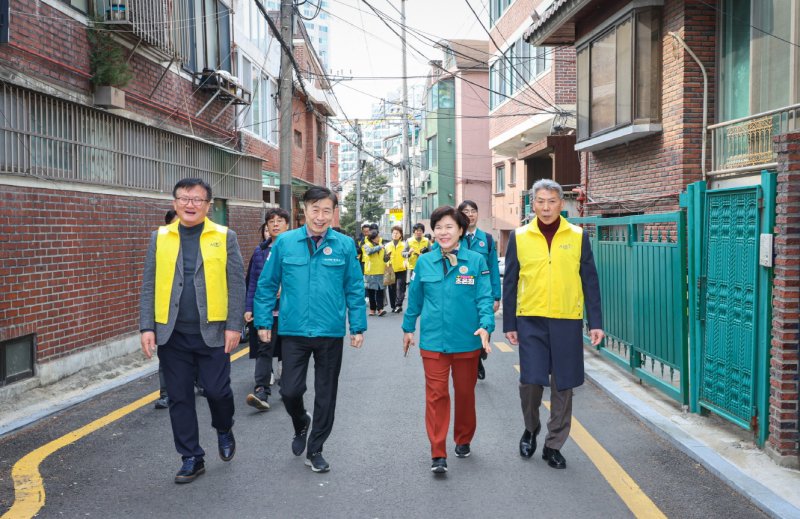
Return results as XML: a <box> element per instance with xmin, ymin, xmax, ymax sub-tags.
<box><xmin>158</xmin><ymin>330</ymin><xmax>235</xmax><ymax>459</ymax></box>
<box><xmin>279</xmin><ymin>336</ymin><xmax>343</xmax><ymax>456</ymax></box>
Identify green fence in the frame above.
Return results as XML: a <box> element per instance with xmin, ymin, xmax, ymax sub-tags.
<box><xmin>571</xmin><ymin>213</ymin><xmax>689</xmax><ymax>405</ymax></box>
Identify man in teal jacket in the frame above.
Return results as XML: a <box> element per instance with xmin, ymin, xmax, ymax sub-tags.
<box><xmin>254</xmin><ymin>186</ymin><xmax>367</xmax><ymax>473</ymax></box>
<box><xmin>458</xmin><ymin>200</ymin><xmax>501</xmax><ymax>381</ymax></box>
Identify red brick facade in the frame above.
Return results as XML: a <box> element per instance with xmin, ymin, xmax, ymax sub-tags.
<box><xmin>0</xmin><ymin>185</ymin><xmax>262</xmax><ymax>364</ymax></box>
<box><xmin>768</xmin><ymin>132</ymin><xmax>800</xmax><ymax>464</ymax></box>
<box><xmin>583</xmin><ymin>0</ymin><xmax>716</xmax><ymax>215</ymax></box>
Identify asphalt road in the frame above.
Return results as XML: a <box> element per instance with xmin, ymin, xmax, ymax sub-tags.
<box><xmin>0</xmin><ymin>312</ymin><xmax>768</xmax><ymax>518</ymax></box>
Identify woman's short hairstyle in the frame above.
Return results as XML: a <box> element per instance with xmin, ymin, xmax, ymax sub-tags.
<box><xmin>391</xmin><ymin>225</ymin><xmax>404</xmax><ymax>239</ymax></box>
<box><xmin>430</xmin><ymin>206</ymin><xmax>468</xmax><ymax>238</ymax></box>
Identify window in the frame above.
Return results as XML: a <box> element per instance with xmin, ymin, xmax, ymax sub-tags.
<box><xmin>294</xmin><ymin>130</ymin><xmax>303</xmax><ymax>148</ymax></box>
<box><xmin>1</xmin><ymin>334</ymin><xmax>34</xmax><ymax>386</ymax></box>
<box><xmin>489</xmin><ymin>0</ymin><xmax>514</xmax><ymax>27</ymax></box>
<box><xmin>490</xmin><ymin>38</ymin><xmax>552</xmax><ymax>110</ymax></box>
<box><xmin>316</xmin><ymin>119</ymin><xmax>326</xmax><ymax>159</ymax></box>
<box><xmin>427</xmin><ymin>136</ymin><xmax>438</xmax><ymax>169</ymax></box>
<box><xmin>240</xmin><ymin>58</ymin><xmax>277</xmax><ymax>144</ymax></box>
<box><xmin>61</xmin><ymin>0</ymin><xmax>88</xmax><ymax>12</ymax></box>
<box><xmin>180</xmin><ymin>0</ymin><xmax>232</xmax><ymax>73</ymax></box>
<box><xmin>495</xmin><ymin>165</ymin><xmax>505</xmax><ymax>193</ymax></box>
<box><xmin>576</xmin><ymin>7</ymin><xmax>661</xmax><ymax>141</ymax></box>
<box><xmin>720</xmin><ymin>0</ymin><xmax>800</xmax><ymax>120</ymax></box>
<box><xmin>509</xmin><ymin>161</ymin><xmax>516</xmax><ymax>185</ymax></box>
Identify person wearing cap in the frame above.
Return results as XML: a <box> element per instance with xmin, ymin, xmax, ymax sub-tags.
<box><xmin>402</xmin><ymin>206</ymin><xmax>494</xmax><ymax>475</ymax></box>
<box><xmin>457</xmin><ymin>200</ymin><xmax>501</xmax><ymax>381</ymax></box>
<box><xmin>254</xmin><ymin>186</ymin><xmax>367</xmax><ymax>473</ymax></box>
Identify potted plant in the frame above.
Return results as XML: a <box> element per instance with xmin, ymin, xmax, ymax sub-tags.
<box><xmin>87</xmin><ymin>16</ymin><xmax>132</xmax><ymax>109</ymax></box>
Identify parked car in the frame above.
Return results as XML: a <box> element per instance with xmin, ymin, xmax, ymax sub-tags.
<box><xmin>498</xmin><ymin>256</ymin><xmax>505</xmax><ymax>277</ymax></box>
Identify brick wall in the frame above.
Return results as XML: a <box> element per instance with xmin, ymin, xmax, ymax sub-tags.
<box><xmin>0</xmin><ymin>186</ymin><xmax>262</xmax><ymax>364</ymax></box>
<box><xmin>767</xmin><ymin>132</ymin><xmax>800</xmax><ymax>464</ymax></box>
<box><xmin>4</xmin><ymin>0</ymin><xmax>237</xmax><ymax>142</ymax></box>
<box><xmin>584</xmin><ymin>0</ymin><xmax>715</xmax><ymax>215</ymax></box>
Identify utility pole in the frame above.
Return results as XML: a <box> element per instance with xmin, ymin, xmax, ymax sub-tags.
<box><xmin>355</xmin><ymin>120</ymin><xmax>363</xmax><ymax>224</ymax></box>
<box><xmin>400</xmin><ymin>0</ymin><xmax>412</xmax><ymax>236</ymax></box>
<box><xmin>279</xmin><ymin>0</ymin><xmax>294</xmax><ymax>223</ymax></box>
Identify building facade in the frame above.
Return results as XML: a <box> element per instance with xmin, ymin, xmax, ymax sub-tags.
<box><xmin>488</xmin><ymin>0</ymin><xmax>581</xmax><ymax>253</ymax></box>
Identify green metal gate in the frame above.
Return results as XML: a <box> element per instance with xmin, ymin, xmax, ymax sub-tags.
<box><xmin>698</xmin><ymin>186</ymin><xmax>761</xmax><ymax>429</ymax></box>
<box><xmin>571</xmin><ymin>213</ymin><xmax>689</xmax><ymax>405</ymax></box>
<box><xmin>685</xmin><ymin>173</ymin><xmax>776</xmax><ymax>443</ymax></box>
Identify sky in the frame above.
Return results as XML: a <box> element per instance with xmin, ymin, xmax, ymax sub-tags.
<box><xmin>327</xmin><ymin>0</ymin><xmax>490</xmax><ymax>120</ymax></box>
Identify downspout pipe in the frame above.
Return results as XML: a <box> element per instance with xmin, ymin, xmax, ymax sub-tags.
<box><xmin>668</xmin><ymin>32</ymin><xmax>708</xmax><ymax>181</ymax></box>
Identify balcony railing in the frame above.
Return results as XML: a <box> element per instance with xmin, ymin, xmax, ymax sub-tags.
<box><xmin>710</xmin><ymin>103</ymin><xmax>800</xmax><ymax>177</ymax></box>
<box><xmin>95</xmin><ymin>0</ymin><xmax>177</xmax><ymax>58</ymax></box>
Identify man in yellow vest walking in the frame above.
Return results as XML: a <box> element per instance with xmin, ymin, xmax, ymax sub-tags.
<box><xmin>502</xmin><ymin>179</ymin><xmax>604</xmax><ymax>470</ymax></box>
<box><xmin>140</xmin><ymin>178</ymin><xmax>246</xmax><ymax>484</ymax></box>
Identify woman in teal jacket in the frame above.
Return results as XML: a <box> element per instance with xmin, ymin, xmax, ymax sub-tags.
<box><xmin>402</xmin><ymin>206</ymin><xmax>494</xmax><ymax>475</ymax></box>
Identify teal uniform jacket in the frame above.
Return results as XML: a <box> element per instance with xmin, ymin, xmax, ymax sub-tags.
<box><xmin>254</xmin><ymin>225</ymin><xmax>367</xmax><ymax>337</ymax></box>
<box><xmin>402</xmin><ymin>247</ymin><xmax>495</xmax><ymax>354</ymax></box>
<box><xmin>461</xmin><ymin>228</ymin><xmax>501</xmax><ymax>301</ymax></box>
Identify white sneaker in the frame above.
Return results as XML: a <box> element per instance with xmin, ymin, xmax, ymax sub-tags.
<box><xmin>270</xmin><ymin>372</ymin><xmax>275</xmax><ymax>386</ymax></box>
<box><xmin>276</xmin><ymin>361</ymin><xmax>282</xmax><ymax>381</ymax></box>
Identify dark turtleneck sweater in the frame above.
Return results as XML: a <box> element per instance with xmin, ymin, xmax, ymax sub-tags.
<box><xmin>175</xmin><ymin>222</ymin><xmax>204</xmax><ymax>334</ymax></box>
<box><xmin>537</xmin><ymin>218</ymin><xmax>560</xmax><ymax>250</ymax></box>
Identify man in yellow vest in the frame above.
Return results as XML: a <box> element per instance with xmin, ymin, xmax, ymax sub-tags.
<box><xmin>140</xmin><ymin>178</ymin><xmax>246</xmax><ymax>484</ymax></box>
<box><xmin>502</xmin><ymin>179</ymin><xmax>604</xmax><ymax>470</ymax></box>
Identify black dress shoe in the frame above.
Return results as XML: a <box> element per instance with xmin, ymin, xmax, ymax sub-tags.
<box><xmin>174</xmin><ymin>457</ymin><xmax>205</xmax><ymax>484</ymax></box>
<box><xmin>217</xmin><ymin>428</ymin><xmax>236</xmax><ymax>461</ymax></box>
<box><xmin>292</xmin><ymin>412</ymin><xmax>312</xmax><ymax>456</ymax></box>
<box><xmin>542</xmin><ymin>446</ymin><xmax>567</xmax><ymax>469</ymax></box>
<box><xmin>519</xmin><ymin>424</ymin><xmax>541</xmax><ymax>458</ymax></box>
<box><xmin>430</xmin><ymin>457</ymin><xmax>448</xmax><ymax>474</ymax></box>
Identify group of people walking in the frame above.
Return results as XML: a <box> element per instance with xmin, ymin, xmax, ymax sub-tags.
<box><xmin>139</xmin><ymin>177</ymin><xmax>604</xmax><ymax>483</ymax></box>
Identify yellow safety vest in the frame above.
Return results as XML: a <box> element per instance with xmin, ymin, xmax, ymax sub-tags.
<box><xmin>385</xmin><ymin>240</ymin><xmax>407</xmax><ymax>272</ymax></box>
<box><xmin>362</xmin><ymin>237</ymin><xmax>385</xmax><ymax>276</ymax></box>
<box><xmin>406</xmin><ymin>237</ymin><xmax>429</xmax><ymax>270</ymax></box>
<box><xmin>515</xmin><ymin>217</ymin><xmax>585</xmax><ymax>320</ymax></box>
<box><xmin>154</xmin><ymin>218</ymin><xmax>228</xmax><ymax>324</ymax></box>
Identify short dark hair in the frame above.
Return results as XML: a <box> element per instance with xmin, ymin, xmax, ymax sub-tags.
<box><xmin>172</xmin><ymin>178</ymin><xmax>212</xmax><ymax>200</ymax></box>
<box><xmin>457</xmin><ymin>200</ymin><xmax>478</xmax><ymax>213</ymax></box>
<box><xmin>412</xmin><ymin>223</ymin><xmax>425</xmax><ymax>232</ymax></box>
<box><xmin>368</xmin><ymin>229</ymin><xmax>379</xmax><ymax>241</ymax></box>
<box><xmin>391</xmin><ymin>225</ymin><xmax>404</xmax><ymax>239</ymax></box>
<box><xmin>265</xmin><ymin>207</ymin><xmax>290</xmax><ymax>224</ymax></box>
<box><xmin>164</xmin><ymin>209</ymin><xmax>178</xmax><ymax>225</ymax></box>
<box><xmin>369</xmin><ymin>223</ymin><xmax>379</xmax><ymax>230</ymax></box>
<box><xmin>259</xmin><ymin>221</ymin><xmax>269</xmax><ymax>238</ymax></box>
<box><xmin>302</xmin><ymin>185</ymin><xmax>338</xmax><ymax>207</ymax></box>
<box><xmin>430</xmin><ymin>206</ymin><xmax>468</xmax><ymax>238</ymax></box>
<box><xmin>361</xmin><ymin>223</ymin><xmax>370</xmax><ymax>230</ymax></box>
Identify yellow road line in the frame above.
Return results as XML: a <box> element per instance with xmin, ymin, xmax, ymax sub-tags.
<box><xmin>2</xmin><ymin>347</ymin><xmax>250</xmax><ymax>519</ymax></box>
<box><xmin>494</xmin><ymin>341</ymin><xmax>514</xmax><ymax>353</ymax></box>
<box><xmin>512</xmin><ymin>365</ymin><xmax>665</xmax><ymax>519</ymax></box>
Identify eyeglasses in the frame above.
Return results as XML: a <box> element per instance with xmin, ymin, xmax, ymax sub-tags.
<box><xmin>175</xmin><ymin>197</ymin><xmax>209</xmax><ymax>206</ymax></box>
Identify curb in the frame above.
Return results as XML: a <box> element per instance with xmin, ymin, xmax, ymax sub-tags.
<box><xmin>0</xmin><ymin>363</ymin><xmax>159</xmax><ymax>439</ymax></box>
<box><xmin>585</xmin><ymin>365</ymin><xmax>800</xmax><ymax>519</ymax></box>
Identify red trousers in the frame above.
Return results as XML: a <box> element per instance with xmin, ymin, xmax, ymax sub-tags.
<box><xmin>421</xmin><ymin>349</ymin><xmax>481</xmax><ymax>458</ymax></box>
